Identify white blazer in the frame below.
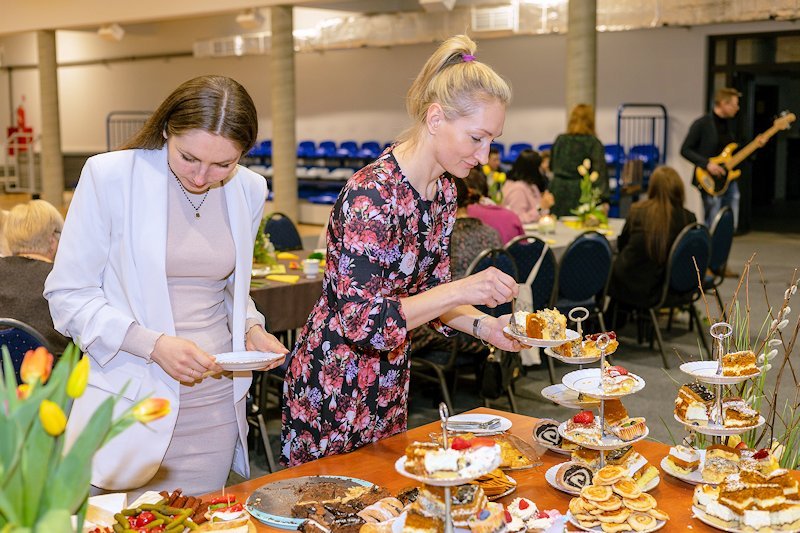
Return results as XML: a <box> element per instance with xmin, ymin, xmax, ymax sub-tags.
<box><xmin>44</xmin><ymin>147</ymin><xmax>266</xmax><ymax>490</ymax></box>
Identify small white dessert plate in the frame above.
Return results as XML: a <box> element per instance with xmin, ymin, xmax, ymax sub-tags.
<box><xmin>562</xmin><ymin>368</ymin><xmax>645</xmax><ymax>399</ymax></box>
<box><xmin>503</xmin><ymin>327</ymin><xmax>580</xmax><ymax>348</ymax></box>
<box><xmin>214</xmin><ymin>351</ymin><xmax>285</xmax><ymax>371</ymax></box>
<box><xmin>679</xmin><ymin>361</ymin><xmax>760</xmax><ymax>385</ymax></box>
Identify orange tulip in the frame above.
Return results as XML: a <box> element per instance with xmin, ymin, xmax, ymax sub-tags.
<box><xmin>132</xmin><ymin>398</ymin><xmax>171</xmax><ymax>423</ymax></box>
<box><xmin>66</xmin><ymin>356</ymin><xmax>90</xmax><ymax>398</ymax></box>
<box><xmin>20</xmin><ymin>346</ymin><xmax>54</xmax><ymax>385</ymax></box>
<box><xmin>16</xmin><ymin>384</ymin><xmax>31</xmax><ymax>400</ymax></box>
<box><xmin>39</xmin><ymin>400</ymin><xmax>67</xmax><ymax>436</ymax></box>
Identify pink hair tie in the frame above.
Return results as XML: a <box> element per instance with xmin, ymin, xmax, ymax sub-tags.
<box><xmin>462</xmin><ymin>54</ymin><xmax>476</xmax><ymax>62</ymax></box>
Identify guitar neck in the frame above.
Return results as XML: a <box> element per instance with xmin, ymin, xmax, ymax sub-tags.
<box><xmin>728</xmin><ymin>124</ymin><xmax>781</xmax><ymax>168</ymax></box>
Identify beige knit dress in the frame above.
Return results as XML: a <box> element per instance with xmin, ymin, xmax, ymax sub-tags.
<box><xmin>122</xmin><ymin>176</ymin><xmax>240</xmax><ymax>498</ymax></box>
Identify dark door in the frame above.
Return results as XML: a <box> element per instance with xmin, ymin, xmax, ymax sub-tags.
<box><xmin>750</xmin><ymin>84</ymin><xmax>779</xmax><ymax>208</ymax></box>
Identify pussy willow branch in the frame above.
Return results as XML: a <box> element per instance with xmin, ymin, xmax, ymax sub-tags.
<box><xmin>693</xmin><ymin>257</ymin><xmax>713</xmax><ymax>324</ymax></box>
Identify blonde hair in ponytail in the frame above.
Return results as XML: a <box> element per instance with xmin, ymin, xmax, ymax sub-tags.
<box><xmin>398</xmin><ymin>35</ymin><xmax>511</xmax><ymax>144</ymax></box>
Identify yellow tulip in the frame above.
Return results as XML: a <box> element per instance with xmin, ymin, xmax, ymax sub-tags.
<box><xmin>66</xmin><ymin>356</ymin><xmax>90</xmax><ymax>398</ymax></box>
<box><xmin>39</xmin><ymin>400</ymin><xmax>67</xmax><ymax>436</ymax></box>
<box><xmin>20</xmin><ymin>346</ymin><xmax>54</xmax><ymax>385</ymax></box>
<box><xmin>132</xmin><ymin>398</ymin><xmax>171</xmax><ymax>423</ymax></box>
<box><xmin>16</xmin><ymin>384</ymin><xmax>31</xmax><ymax>400</ymax></box>
<box><xmin>577</xmin><ymin>165</ymin><xmax>588</xmax><ymax>177</ymax></box>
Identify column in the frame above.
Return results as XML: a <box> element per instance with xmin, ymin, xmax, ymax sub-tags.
<box><xmin>36</xmin><ymin>30</ymin><xmax>65</xmax><ymax>206</ymax></box>
<box><xmin>566</xmin><ymin>0</ymin><xmax>597</xmax><ymax>116</ymax></box>
<box><xmin>270</xmin><ymin>5</ymin><xmax>298</xmax><ymax>221</ymax></box>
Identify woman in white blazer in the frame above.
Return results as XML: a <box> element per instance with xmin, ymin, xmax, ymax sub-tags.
<box><xmin>44</xmin><ymin>76</ymin><xmax>287</xmax><ymax>497</ymax></box>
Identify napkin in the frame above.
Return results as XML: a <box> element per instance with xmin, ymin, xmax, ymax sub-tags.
<box><xmin>269</xmin><ymin>264</ymin><xmax>286</xmax><ymax>274</ymax></box>
<box><xmin>277</xmin><ymin>252</ymin><xmax>300</xmax><ymax>260</ymax></box>
<box><xmin>266</xmin><ymin>274</ymin><xmax>300</xmax><ymax>284</ymax></box>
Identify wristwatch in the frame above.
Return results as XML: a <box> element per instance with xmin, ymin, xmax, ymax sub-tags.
<box><xmin>472</xmin><ymin>314</ymin><xmax>489</xmax><ymax>339</ymax></box>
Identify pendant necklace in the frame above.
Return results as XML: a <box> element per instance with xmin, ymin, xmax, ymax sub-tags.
<box><xmin>171</xmin><ymin>166</ymin><xmax>209</xmax><ymax>219</ymax></box>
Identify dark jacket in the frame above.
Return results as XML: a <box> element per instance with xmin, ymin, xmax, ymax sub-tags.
<box><xmin>0</xmin><ymin>256</ymin><xmax>70</xmax><ymax>353</ymax></box>
<box><xmin>680</xmin><ymin>112</ymin><xmax>735</xmax><ymax>189</ymax></box>
<box><xmin>550</xmin><ymin>133</ymin><xmax>609</xmax><ymax>217</ymax></box>
<box><xmin>608</xmin><ymin>206</ymin><xmax>697</xmax><ymax>308</ymax></box>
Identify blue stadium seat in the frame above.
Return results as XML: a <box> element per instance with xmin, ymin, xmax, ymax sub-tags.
<box><xmin>629</xmin><ymin>144</ymin><xmax>660</xmax><ymax>169</ymax></box>
<box><xmin>537</xmin><ymin>143</ymin><xmax>553</xmax><ymax>153</ymax></box>
<box><xmin>317</xmin><ymin>140</ymin><xmax>338</xmax><ymax>158</ymax></box>
<box><xmin>307</xmin><ymin>193</ymin><xmax>339</xmax><ymax>205</ymax></box>
<box><xmin>297</xmin><ymin>140</ymin><xmax>317</xmax><ymax>159</ymax></box>
<box><xmin>247</xmin><ymin>139</ymin><xmax>271</xmax><ymax>158</ymax></box>
<box><xmin>604</xmin><ymin>144</ymin><xmax>626</xmax><ymax>165</ymax></box>
<box><xmin>337</xmin><ymin>140</ymin><xmax>359</xmax><ymax>158</ymax></box>
<box><xmin>359</xmin><ymin>141</ymin><xmax>381</xmax><ymax>160</ymax></box>
<box><xmin>503</xmin><ymin>142</ymin><xmax>533</xmax><ymax>164</ymax></box>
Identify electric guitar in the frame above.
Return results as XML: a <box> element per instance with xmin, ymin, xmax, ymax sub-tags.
<box><xmin>695</xmin><ymin>111</ymin><xmax>795</xmax><ymax>196</ymax></box>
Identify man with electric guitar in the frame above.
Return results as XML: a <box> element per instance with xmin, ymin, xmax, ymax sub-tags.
<box><xmin>681</xmin><ymin>87</ymin><xmax>795</xmax><ymax>231</ymax></box>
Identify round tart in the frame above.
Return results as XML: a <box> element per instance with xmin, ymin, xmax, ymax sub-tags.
<box><xmin>581</xmin><ymin>484</ymin><xmax>613</xmax><ymax>502</ymax></box>
<box><xmin>627</xmin><ymin>511</ymin><xmax>657</xmax><ymax>531</ymax></box>
<box><xmin>612</xmin><ymin>478</ymin><xmax>642</xmax><ymax>499</ymax></box>
<box><xmin>596</xmin><ymin>507</ymin><xmax>632</xmax><ymax>524</ymax></box>
<box><xmin>594</xmin><ymin>465</ymin><xmax>627</xmax><ymax>485</ymax></box>
<box><xmin>591</xmin><ymin>495</ymin><xmax>623</xmax><ymax>512</ymax></box>
<box><xmin>623</xmin><ymin>493</ymin><xmax>656</xmax><ymax>512</ymax></box>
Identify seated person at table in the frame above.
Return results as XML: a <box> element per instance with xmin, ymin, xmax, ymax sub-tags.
<box><xmin>0</xmin><ymin>200</ymin><xmax>70</xmax><ymax>353</ymax></box>
<box><xmin>411</xmin><ymin>177</ymin><xmax>503</xmax><ymax>357</ymax></box>
<box><xmin>607</xmin><ymin>166</ymin><xmax>697</xmax><ymax>312</ymax></box>
<box><xmin>464</xmin><ymin>167</ymin><xmax>524</xmax><ymax>244</ymax></box>
<box><xmin>501</xmin><ymin>149</ymin><xmax>555</xmax><ymax>223</ymax></box>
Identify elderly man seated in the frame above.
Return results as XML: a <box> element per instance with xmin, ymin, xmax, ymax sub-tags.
<box><xmin>0</xmin><ymin>200</ymin><xmax>70</xmax><ymax>353</ymax></box>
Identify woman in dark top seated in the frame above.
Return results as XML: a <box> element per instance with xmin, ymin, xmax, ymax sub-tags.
<box><xmin>0</xmin><ymin>200</ymin><xmax>70</xmax><ymax>352</ymax></box>
<box><xmin>608</xmin><ymin>166</ymin><xmax>697</xmax><ymax>310</ymax></box>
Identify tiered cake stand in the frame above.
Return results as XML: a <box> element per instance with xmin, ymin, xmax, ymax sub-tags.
<box><xmin>394</xmin><ymin>404</ymin><xmax>500</xmax><ymax>533</ymax></box>
<box><xmin>556</xmin><ymin>335</ymin><xmax>648</xmax><ymax>471</ymax></box>
<box><xmin>663</xmin><ymin>322</ymin><xmax>765</xmax><ymax>485</ymax></box>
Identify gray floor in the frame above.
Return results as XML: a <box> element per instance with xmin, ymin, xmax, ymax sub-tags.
<box><xmin>244</xmin><ymin>230</ymin><xmax>800</xmax><ymax>479</ymax></box>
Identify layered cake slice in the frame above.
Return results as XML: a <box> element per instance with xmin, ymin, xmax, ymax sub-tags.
<box><xmin>721</xmin><ymin>397</ymin><xmax>760</xmax><ymax>428</ymax></box>
<box><xmin>674</xmin><ymin>382</ymin><xmax>715</xmax><ymax>426</ymax></box>
<box><xmin>665</xmin><ymin>445</ymin><xmax>700</xmax><ymax>475</ymax></box>
<box><xmin>722</xmin><ymin>350</ymin><xmax>758</xmax><ymax>376</ymax></box>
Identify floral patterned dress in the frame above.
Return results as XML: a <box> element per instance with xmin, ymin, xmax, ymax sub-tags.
<box><xmin>280</xmin><ymin>149</ymin><xmax>456</xmax><ymax>466</ymax></box>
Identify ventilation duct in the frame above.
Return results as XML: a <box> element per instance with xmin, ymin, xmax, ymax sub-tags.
<box><xmin>194</xmin><ymin>0</ymin><xmax>800</xmax><ymax>58</ymax></box>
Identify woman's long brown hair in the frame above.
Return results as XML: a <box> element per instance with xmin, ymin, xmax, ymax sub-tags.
<box><xmin>637</xmin><ymin>166</ymin><xmax>686</xmax><ymax>263</ymax></box>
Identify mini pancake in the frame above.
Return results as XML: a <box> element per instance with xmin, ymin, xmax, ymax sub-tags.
<box><xmin>613</xmin><ymin>478</ymin><xmax>642</xmax><ymax>499</ymax></box>
<box><xmin>623</xmin><ymin>493</ymin><xmax>657</xmax><ymax>512</ymax></box>
<box><xmin>581</xmin><ymin>484</ymin><xmax>613</xmax><ymax>502</ymax></box>
<box><xmin>627</xmin><ymin>512</ymin><xmax>658</xmax><ymax>532</ymax></box>
<box><xmin>595</xmin><ymin>465</ymin><xmax>628</xmax><ymax>485</ymax></box>
<box><xmin>596</xmin><ymin>507</ymin><xmax>632</xmax><ymax>524</ymax></box>
<box><xmin>601</xmin><ymin>522</ymin><xmax>634</xmax><ymax>533</ymax></box>
<box><xmin>592</xmin><ymin>495</ymin><xmax>623</xmax><ymax>512</ymax></box>
<box><xmin>647</xmin><ymin>508</ymin><xmax>669</xmax><ymax>521</ymax></box>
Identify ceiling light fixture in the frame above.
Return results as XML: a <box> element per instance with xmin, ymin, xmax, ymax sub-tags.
<box><xmin>97</xmin><ymin>23</ymin><xmax>125</xmax><ymax>42</ymax></box>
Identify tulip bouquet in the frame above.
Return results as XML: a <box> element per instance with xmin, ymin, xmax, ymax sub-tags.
<box><xmin>0</xmin><ymin>343</ymin><xmax>170</xmax><ymax>532</ymax></box>
<box><xmin>571</xmin><ymin>158</ymin><xmax>607</xmax><ymax>227</ymax></box>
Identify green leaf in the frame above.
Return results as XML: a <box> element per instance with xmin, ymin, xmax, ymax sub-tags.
<box><xmin>33</xmin><ymin>508</ymin><xmax>72</xmax><ymax>533</ymax></box>
<box><xmin>42</xmin><ymin>397</ymin><xmax>114</xmax><ymax>513</ymax></box>
<box><xmin>19</xmin><ymin>412</ymin><xmax>57</xmax><ymax>525</ymax></box>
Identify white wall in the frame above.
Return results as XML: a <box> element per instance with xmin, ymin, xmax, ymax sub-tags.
<box><xmin>2</xmin><ymin>18</ymin><xmax>797</xmax><ymax>216</ymax></box>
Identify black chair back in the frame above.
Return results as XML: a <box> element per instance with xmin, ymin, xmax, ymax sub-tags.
<box><xmin>465</xmin><ymin>248</ymin><xmax>518</xmax><ymax>317</ymax></box>
<box><xmin>505</xmin><ymin>235</ymin><xmax>557</xmax><ymax>311</ymax></box>
<box><xmin>708</xmin><ymin>207</ymin><xmax>734</xmax><ymax>276</ymax></box>
<box><xmin>556</xmin><ymin>231</ymin><xmax>613</xmax><ymax>304</ymax></box>
<box><xmin>0</xmin><ymin>318</ymin><xmax>52</xmax><ymax>383</ymax></box>
<box><xmin>661</xmin><ymin>223</ymin><xmax>711</xmax><ymax>302</ymax></box>
<box><xmin>264</xmin><ymin>212</ymin><xmax>303</xmax><ymax>252</ymax></box>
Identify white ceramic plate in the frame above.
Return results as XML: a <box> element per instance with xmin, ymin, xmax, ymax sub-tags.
<box><xmin>444</xmin><ymin>413</ymin><xmax>512</xmax><ymax>435</ymax></box>
<box><xmin>692</xmin><ymin>505</ymin><xmax>743</xmax><ymax>532</ymax></box>
<box><xmin>393</xmin><ymin>455</ymin><xmax>500</xmax><ymax>486</ymax></box>
<box><xmin>660</xmin><ymin>449</ymin><xmax>709</xmax><ymax>486</ymax></box>
<box><xmin>533</xmin><ymin>435</ymin><xmax>573</xmax><ymax>456</ymax></box>
<box><xmin>566</xmin><ymin>511</ymin><xmax>666</xmax><ymax>533</ymax></box>
<box><xmin>214</xmin><ymin>351</ymin><xmax>284</xmax><ymax>371</ymax></box>
<box><xmin>541</xmin><ymin>384</ymin><xmax>600</xmax><ymax>410</ymax></box>
<box><xmin>679</xmin><ymin>361</ymin><xmax>760</xmax><ymax>385</ymax></box>
<box><xmin>672</xmin><ymin>414</ymin><xmax>765</xmax><ymax>436</ymax></box>
<box><xmin>544</xmin><ymin>347</ymin><xmax>601</xmax><ymax>365</ymax></box>
<box><xmin>562</xmin><ymin>368</ymin><xmax>645</xmax><ymax>399</ymax></box>
<box><xmin>503</xmin><ymin>327</ymin><xmax>581</xmax><ymax>348</ymax></box>
<box><xmin>558</xmin><ymin>421</ymin><xmax>650</xmax><ymax>450</ymax></box>
<box><xmin>545</xmin><ymin>464</ymin><xmax>660</xmax><ymax>496</ymax></box>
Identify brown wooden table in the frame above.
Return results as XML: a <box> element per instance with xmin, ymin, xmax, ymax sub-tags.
<box><xmin>207</xmin><ymin>407</ymin><xmax>732</xmax><ymax>532</ymax></box>
<box><xmin>250</xmin><ymin>250</ymin><xmax>323</xmax><ymax>333</ymax></box>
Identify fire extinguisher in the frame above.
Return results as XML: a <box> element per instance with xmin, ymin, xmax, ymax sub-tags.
<box><xmin>16</xmin><ymin>95</ymin><xmax>26</xmax><ymax>129</ymax></box>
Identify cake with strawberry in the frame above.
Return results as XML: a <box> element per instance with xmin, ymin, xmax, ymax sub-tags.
<box><xmin>564</xmin><ymin>410</ymin><xmax>601</xmax><ymax>445</ymax></box>
<box><xmin>504</xmin><ymin>498</ymin><xmax>562</xmax><ymax>532</ymax></box>
<box><xmin>601</xmin><ymin>364</ymin><xmax>637</xmax><ymax>394</ymax></box>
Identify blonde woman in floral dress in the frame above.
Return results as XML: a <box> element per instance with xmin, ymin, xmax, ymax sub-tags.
<box><xmin>281</xmin><ymin>35</ymin><xmax>523</xmax><ymax>466</ymax></box>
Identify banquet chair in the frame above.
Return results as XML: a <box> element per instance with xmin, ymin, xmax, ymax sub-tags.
<box><xmin>505</xmin><ymin>235</ymin><xmax>560</xmax><ymax>383</ymax></box>
<box><xmin>702</xmin><ymin>207</ymin><xmax>735</xmax><ymax>320</ymax></box>
<box><xmin>0</xmin><ymin>318</ymin><xmax>53</xmax><ymax>384</ymax></box>
<box><xmin>553</xmin><ymin>231</ymin><xmax>613</xmax><ymax>332</ymax></box>
<box><xmin>264</xmin><ymin>212</ymin><xmax>303</xmax><ymax>252</ymax></box>
<box><xmin>623</xmin><ymin>223</ymin><xmax>711</xmax><ymax>368</ymax></box>
<box><xmin>410</xmin><ymin>248</ymin><xmax>519</xmax><ymax>413</ymax></box>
